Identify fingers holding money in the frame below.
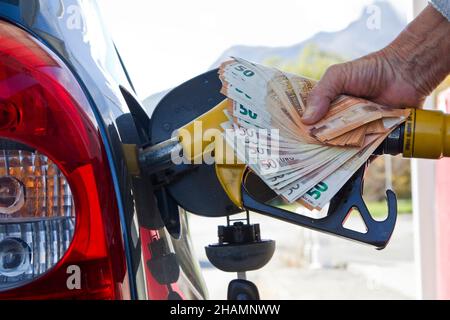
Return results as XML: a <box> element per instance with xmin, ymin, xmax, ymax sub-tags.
<box><xmin>302</xmin><ymin>64</ymin><xmax>346</xmax><ymax>124</ymax></box>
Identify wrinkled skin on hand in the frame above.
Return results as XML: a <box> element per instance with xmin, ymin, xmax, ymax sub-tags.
<box><xmin>302</xmin><ymin>4</ymin><xmax>450</xmax><ymax>125</ymax></box>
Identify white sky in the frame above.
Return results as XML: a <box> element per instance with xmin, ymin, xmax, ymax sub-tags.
<box><xmin>97</xmin><ymin>0</ymin><xmax>411</xmax><ymax>99</ymax></box>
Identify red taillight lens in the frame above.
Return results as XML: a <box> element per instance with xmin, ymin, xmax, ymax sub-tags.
<box><xmin>0</xmin><ymin>21</ymin><xmax>128</xmax><ymax>299</ymax></box>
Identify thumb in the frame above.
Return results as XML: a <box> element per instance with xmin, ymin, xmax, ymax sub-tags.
<box><xmin>302</xmin><ymin>65</ymin><xmax>344</xmax><ymax>125</ymax></box>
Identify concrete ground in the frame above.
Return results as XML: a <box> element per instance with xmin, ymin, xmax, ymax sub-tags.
<box><xmin>188</xmin><ymin>212</ymin><xmax>415</xmax><ymax>300</ymax></box>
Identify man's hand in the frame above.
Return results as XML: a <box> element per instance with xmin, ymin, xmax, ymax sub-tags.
<box><xmin>302</xmin><ymin>4</ymin><xmax>450</xmax><ymax>125</ymax></box>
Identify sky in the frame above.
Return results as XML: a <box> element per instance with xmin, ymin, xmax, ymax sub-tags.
<box><xmin>97</xmin><ymin>0</ymin><xmax>412</xmax><ymax>100</ymax></box>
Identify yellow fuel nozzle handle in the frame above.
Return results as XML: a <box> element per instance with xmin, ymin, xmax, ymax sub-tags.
<box><xmin>177</xmin><ymin>99</ymin><xmax>246</xmax><ymax>208</ymax></box>
<box><xmin>401</xmin><ymin>109</ymin><xmax>450</xmax><ymax>159</ymax></box>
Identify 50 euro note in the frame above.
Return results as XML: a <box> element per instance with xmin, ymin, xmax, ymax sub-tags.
<box><xmin>222</xmin><ymin>109</ymin><xmax>317</xmax><ymax>151</ymax></box>
<box><xmin>295</xmin><ymin>117</ymin><xmax>406</xmax><ymax>210</ymax></box>
<box><xmin>220</xmin><ymin>59</ymin><xmax>317</xmax><ymax>143</ymax></box>
<box><xmin>220</xmin><ymin>58</ymin><xmax>410</xmax><ymax>147</ymax></box>
<box><xmin>309</xmin><ymin>100</ymin><xmax>410</xmax><ymax>143</ymax></box>
<box><xmin>220</xmin><ymin>57</ymin><xmax>305</xmax><ymax>118</ymax></box>
<box><xmin>218</xmin><ymin>57</ymin><xmax>410</xmax><ymax>211</ymax></box>
<box><xmin>299</xmin><ymin>132</ymin><xmax>391</xmax><ymax>210</ymax></box>
<box><xmin>223</xmin><ymin>116</ymin><xmax>373</xmax><ymax>209</ymax></box>
<box><xmin>221</xmin><ymin>122</ymin><xmax>358</xmax><ymax>203</ymax></box>
<box><xmin>221</xmin><ymin>122</ymin><xmax>322</xmax><ymax>177</ymax></box>
<box><xmin>278</xmin><ymin>147</ymin><xmax>361</xmax><ymax>203</ymax></box>
<box><xmin>222</xmin><ymin>120</ymin><xmax>350</xmax><ymax>179</ymax></box>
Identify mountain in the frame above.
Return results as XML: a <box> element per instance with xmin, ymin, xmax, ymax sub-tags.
<box><xmin>144</xmin><ymin>1</ymin><xmax>406</xmax><ymax>113</ymax></box>
<box><xmin>211</xmin><ymin>1</ymin><xmax>406</xmax><ymax>66</ymax></box>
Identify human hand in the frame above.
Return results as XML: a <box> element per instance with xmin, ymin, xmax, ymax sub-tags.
<box><xmin>302</xmin><ymin>4</ymin><xmax>450</xmax><ymax>125</ymax></box>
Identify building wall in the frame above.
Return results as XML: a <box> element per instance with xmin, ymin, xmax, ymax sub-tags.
<box><xmin>411</xmin><ymin>0</ymin><xmax>439</xmax><ymax>300</ymax></box>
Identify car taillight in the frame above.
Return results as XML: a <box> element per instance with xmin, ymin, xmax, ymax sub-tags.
<box><xmin>0</xmin><ymin>21</ymin><xmax>128</xmax><ymax>299</ymax></box>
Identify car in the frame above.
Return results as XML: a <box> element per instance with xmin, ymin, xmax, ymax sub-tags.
<box><xmin>0</xmin><ymin>0</ymin><xmax>207</xmax><ymax>300</ymax></box>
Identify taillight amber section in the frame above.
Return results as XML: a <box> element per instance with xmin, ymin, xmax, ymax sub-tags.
<box><xmin>0</xmin><ymin>148</ymin><xmax>74</xmax><ymax>219</ymax></box>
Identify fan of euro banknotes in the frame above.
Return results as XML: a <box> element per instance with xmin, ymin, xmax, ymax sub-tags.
<box><xmin>218</xmin><ymin>57</ymin><xmax>410</xmax><ymax>211</ymax></box>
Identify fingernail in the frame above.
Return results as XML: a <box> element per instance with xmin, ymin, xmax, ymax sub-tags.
<box><xmin>303</xmin><ymin>107</ymin><xmax>314</xmax><ymax>119</ymax></box>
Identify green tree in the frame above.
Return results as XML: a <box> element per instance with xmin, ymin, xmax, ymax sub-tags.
<box><xmin>264</xmin><ymin>43</ymin><xmax>346</xmax><ymax>80</ymax></box>
<box><xmin>364</xmin><ymin>156</ymin><xmax>411</xmax><ymax>201</ymax></box>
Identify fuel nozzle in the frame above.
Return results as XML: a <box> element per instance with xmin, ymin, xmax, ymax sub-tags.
<box><xmin>377</xmin><ymin>109</ymin><xmax>450</xmax><ymax>160</ymax></box>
